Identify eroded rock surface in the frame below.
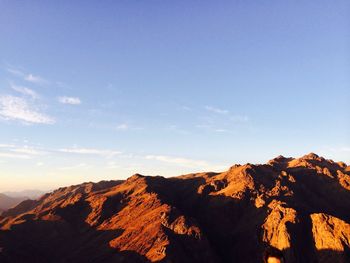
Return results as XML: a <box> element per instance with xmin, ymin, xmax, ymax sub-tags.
<box><xmin>0</xmin><ymin>153</ymin><xmax>349</xmax><ymax>262</ymax></box>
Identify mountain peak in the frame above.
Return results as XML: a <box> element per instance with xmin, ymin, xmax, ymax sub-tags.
<box><xmin>301</xmin><ymin>152</ymin><xmax>320</xmax><ymax>160</ymax></box>
<box><xmin>1</xmin><ymin>153</ymin><xmax>349</xmax><ymax>262</ymax></box>
<box><xmin>267</xmin><ymin>155</ymin><xmax>293</xmax><ymax>166</ymax></box>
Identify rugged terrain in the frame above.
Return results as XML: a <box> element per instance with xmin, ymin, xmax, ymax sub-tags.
<box><xmin>0</xmin><ymin>153</ymin><xmax>349</xmax><ymax>263</ymax></box>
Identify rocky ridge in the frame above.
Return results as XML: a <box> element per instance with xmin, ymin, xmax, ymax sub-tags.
<box><xmin>0</xmin><ymin>153</ymin><xmax>349</xmax><ymax>262</ymax></box>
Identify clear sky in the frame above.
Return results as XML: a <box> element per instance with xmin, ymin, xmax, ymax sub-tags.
<box><xmin>0</xmin><ymin>1</ymin><xmax>349</xmax><ymax>192</ymax></box>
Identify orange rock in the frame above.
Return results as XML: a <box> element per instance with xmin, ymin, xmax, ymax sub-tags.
<box><xmin>0</xmin><ymin>153</ymin><xmax>349</xmax><ymax>262</ymax></box>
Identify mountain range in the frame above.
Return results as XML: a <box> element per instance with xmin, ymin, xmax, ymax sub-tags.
<box><xmin>0</xmin><ymin>153</ymin><xmax>349</xmax><ymax>262</ymax></box>
<box><xmin>0</xmin><ymin>194</ymin><xmax>27</xmax><ymax>214</ymax></box>
<box><xmin>0</xmin><ymin>190</ymin><xmax>44</xmax><ymax>215</ymax></box>
<box><xmin>2</xmin><ymin>190</ymin><xmax>45</xmax><ymax>199</ymax></box>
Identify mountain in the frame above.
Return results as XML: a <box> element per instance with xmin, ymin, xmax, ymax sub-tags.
<box><xmin>3</xmin><ymin>190</ymin><xmax>45</xmax><ymax>199</ymax></box>
<box><xmin>0</xmin><ymin>153</ymin><xmax>349</xmax><ymax>263</ymax></box>
<box><xmin>0</xmin><ymin>190</ymin><xmax>44</xmax><ymax>215</ymax></box>
<box><xmin>0</xmin><ymin>194</ymin><xmax>27</xmax><ymax>214</ymax></box>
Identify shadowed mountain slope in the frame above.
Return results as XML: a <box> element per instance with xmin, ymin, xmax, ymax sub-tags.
<box><xmin>0</xmin><ymin>153</ymin><xmax>349</xmax><ymax>263</ymax></box>
<box><xmin>0</xmin><ymin>194</ymin><xmax>27</xmax><ymax>214</ymax></box>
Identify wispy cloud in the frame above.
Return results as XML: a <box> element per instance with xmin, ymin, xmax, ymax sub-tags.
<box><xmin>0</xmin><ymin>144</ymin><xmax>47</xmax><ymax>159</ymax></box>
<box><xmin>58</xmin><ymin>96</ymin><xmax>81</xmax><ymax>105</ymax></box>
<box><xmin>7</xmin><ymin>68</ymin><xmax>23</xmax><ymax>76</ymax></box>
<box><xmin>58</xmin><ymin>163</ymin><xmax>92</xmax><ymax>170</ymax></box>
<box><xmin>115</xmin><ymin>123</ymin><xmax>144</xmax><ymax>132</ymax></box>
<box><xmin>205</xmin><ymin>106</ymin><xmax>229</xmax><ymax>115</ymax></box>
<box><xmin>195</xmin><ymin>124</ymin><xmax>211</xmax><ymax>129</ymax></box>
<box><xmin>10</xmin><ymin>83</ymin><xmax>38</xmax><ymax>99</ymax></box>
<box><xmin>195</xmin><ymin>124</ymin><xmax>231</xmax><ymax>133</ymax></box>
<box><xmin>7</xmin><ymin>68</ymin><xmax>48</xmax><ymax>85</ymax></box>
<box><xmin>11</xmin><ymin>147</ymin><xmax>46</xmax><ymax>155</ymax></box>
<box><xmin>0</xmin><ymin>144</ymin><xmax>16</xmax><ymax>148</ymax></box>
<box><xmin>166</xmin><ymin>124</ymin><xmax>190</xmax><ymax>135</ymax></box>
<box><xmin>0</xmin><ymin>95</ymin><xmax>55</xmax><ymax>124</ymax></box>
<box><xmin>196</xmin><ymin>105</ymin><xmax>249</xmax><ymax>133</ymax></box>
<box><xmin>180</xmin><ymin>105</ymin><xmax>192</xmax><ymax>111</ymax></box>
<box><xmin>106</xmin><ymin>161</ymin><xmax>120</xmax><ymax>169</ymax></box>
<box><xmin>145</xmin><ymin>154</ymin><xmax>228</xmax><ymax>171</ymax></box>
<box><xmin>116</xmin><ymin>123</ymin><xmax>129</xmax><ymax>131</ymax></box>
<box><xmin>59</xmin><ymin>147</ymin><xmax>121</xmax><ymax>157</ymax></box>
<box><xmin>145</xmin><ymin>155</ymin><xmax>209</xmax><ymax>168</ymax></box>
<box><xmin>25</xmin><ymin>74</ymin><xmax>46</xmax><ymax>84</ymax></box>
<box><xmin>0</xmin><ymin>143</ymin><xmax>122</xmax><ymax>159</ymax></box>
<box><xmin>230</xmin><ymin>115</ymin><xmax>249</xmax><ymax>123</ymax></box>
<box><xmin>0</xmin><ymin>152</ymin><xmax>31</xmax><ymax>159</ymax></box>
<box><xmin>214</xmin><ymin>129</ymin><xmax>229</xmax><ymax>133</ymax></box>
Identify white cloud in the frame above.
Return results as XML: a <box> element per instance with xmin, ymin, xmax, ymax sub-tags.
<box><xmin>24</xmin><ymin>74</ymin><xmax>46</xmax><ymax>84</ymax></box>
<box><xmin>0</xmin><ymin>152</ymin><xmax>31</xmax><ymax>159</ymax></box>
<box><xmin>145</xmin><ymin>155</ymin><xmax>209</xmax><ymax>168</ymax></box>
<box><xmin>230</xmin><ymin>115</ymin><xmax>249</xmax><ymax>123</ymax></box>
<box><xmin>145</xmin><ymin>154</ymin><xmax>228</xmax><ymax>171</ymax></box>
<box><xmin>106</xmin><ymin>161</ymin><xmax>120</xmax><ymax>169</ymax></box>
<box><xmin>59</xmin><ymin>147</ymin><xmax>121</xmax><ymax>157</ymax></box>
<box><xmin>166</xmin><ymin>124</ymin><xmax>190</xmax><ymax>135</ymax></box>
<box><xmin>11</xmin><ymin>147</ymin><xmax>46</xmax><ymax>155</ymax></box>
<box><xmin>198</xmin><ymin>106</ymin><xmax>249</xmax><ymax>132</ymax></box>
<box><xmin>116</xmin><ymin>123</ymin><xmax>129</xmax><ymax>131</ymax></box>
<box><xmin>0</xmin><ymin>143</ymin><xmax>122</xmax><ymax>160</ymax></box>
<box><xmin>180</xmin><ymin>105</ymin><xmax>192</xmax><ymax>111</ymax></box>
<box><xmin>196</xmin><ymin>124</ymin><xmax>211</xmax><ymax>129</ymax></box>
<box><xmin>0</xmin><ymin>144</ymin><xmax>15</xmax><ymax>148</ymax></box>
<box><xmin>115</xmin><ymin>123</ymin><xmax>145</xmax><ymax>132</ymax></box>
<box><xmin>58</xmin><ymin>96</ymin><xmax>81</xmax><ymax>105</ymax></box>
<box><xmin>7</xmin><ymin>68</ymin><xmax>24</xmax><ymax>77</ymax></box>
<box><xmin>59</xmin><ymin>163</ymin><xmax>91</xmax><ymax>170</ymax></box>
<box><xmin>0</xmin><ymin>144</ymin><xmax>47</xmax><ymax>159</ymax></box>
<box><xmin>7</xmin><ymin>68</ymin><xmax>48</xmax><ymax>85</ymax></box>
<box><xmin>214</xmin><ymin>129</ymin><xmax>229</xmax><ymax>133</ymax></box>
<box><xmin>0</xmin><ymin>95</ymin><xmax>55</xmax><ymax>124</ymax></box>
<box><xmin>10</xmin><ymin>83</ymin><xmax>38</xmax><ymax>99</ymax></box>
<box><xmin>205</xmin><ymin>106</ymin><xmax>229</xmax><ymax>114</ymax></box>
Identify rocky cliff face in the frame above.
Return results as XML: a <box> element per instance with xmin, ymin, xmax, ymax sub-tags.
<box><xmin>0</xmin><ymin>153</ymin><xmax>349</xmax><ymax>263</ymax></box>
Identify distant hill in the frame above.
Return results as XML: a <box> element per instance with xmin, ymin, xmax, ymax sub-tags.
<box><xmin>0</xmin><ymin>153</ymin><xmax>350</xmax><ymax>262</ymax></box>
<box><xmin>0</xmin><ymin>193</ymin><xmax>27</xmax><ymax>213</ymax></box>
<box><xmin>3</xmin><ymin>189</ymin><xmax>45</xmax><ymax>199</ymax></box>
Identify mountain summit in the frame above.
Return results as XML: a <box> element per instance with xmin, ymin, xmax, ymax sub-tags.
<box><xmin>1</xmin><ymin>154</ymin><xmax>349</xmax><ymax>262</ymax></box>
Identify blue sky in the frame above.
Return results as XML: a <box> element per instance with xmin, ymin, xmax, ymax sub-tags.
<box><xmin>0</xmin><ymin>1</ymin><xmax>349</xmax><ymax>191</ymax></box>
